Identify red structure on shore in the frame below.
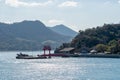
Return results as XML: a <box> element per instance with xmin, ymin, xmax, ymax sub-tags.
<box><xmin>43</xmin><ymin>45</ymin><xmax>51</xmax><ymax>58</ymax></box>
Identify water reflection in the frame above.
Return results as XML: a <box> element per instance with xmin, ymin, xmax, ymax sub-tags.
<box><xmin>0</xmin><ymin>51</ymin><xmax>120</xmax><ymax>80</ymax></box>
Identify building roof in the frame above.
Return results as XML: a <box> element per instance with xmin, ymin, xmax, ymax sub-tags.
<box><xmin>90</xmin><ymin>49</ymin><xmax>97</xmax><ymax>53</ymax></box>
<box><xmin>60</xmin><ymin>47</ymin><xmax>74</xmax><ymax>52</ymax></box>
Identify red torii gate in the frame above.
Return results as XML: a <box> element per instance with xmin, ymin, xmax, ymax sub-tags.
<box><xmin>43</xmin><ymin>45</ymin><xmax>51</xmax><ymax>58</ymax></box>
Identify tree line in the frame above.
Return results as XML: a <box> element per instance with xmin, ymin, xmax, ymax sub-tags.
<box><xmin>55</xmin><ymin>23</ymin><xmax>120</xmax><ymax>54</ymax></box>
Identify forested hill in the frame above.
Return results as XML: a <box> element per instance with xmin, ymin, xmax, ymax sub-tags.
<box><xmin>49</xmin><ymin>24</ymin><xmax>77</xmax><ymax>37</ymax></box>
<box><xmin>0</xmin><ymin>20</ymin><xmax>71</xmax><ymax>51</ymax></box>
<box><xmin>56</xmin><ymin>23</ymin><xmax>120</xmax><ymax>53</ymax></box>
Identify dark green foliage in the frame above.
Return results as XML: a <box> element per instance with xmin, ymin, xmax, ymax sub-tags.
<box><xmin>108</xmin><ymin>40</ymin><xmax>120</xmax><ymax>54</ymax></box>
<box><xmin>56</xmin><ymin>23</ymin><xmax>120</xmax><ymax>53</ymax></box>
<box><xmin>70</xmin><ymin>23</ymin><xmax>120</xmax><ymax>52</ymax></box>
<box><xmin>95</xmin><ymin>44</ymin><xmax>108</xmax><ymax>52</ymax></box>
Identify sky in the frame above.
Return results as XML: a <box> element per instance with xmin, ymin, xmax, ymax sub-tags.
<box><xmin>0</xmin><ymin>0</ymin><xmax>120</xmax><ymax>32</ymax></box>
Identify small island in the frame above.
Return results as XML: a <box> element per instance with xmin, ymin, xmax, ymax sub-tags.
<box><xmin>54</xmin><ymin>23</ymin><xmax>120</xmax><ymax>58</ymax></box>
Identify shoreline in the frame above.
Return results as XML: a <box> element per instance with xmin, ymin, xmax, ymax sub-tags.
<box><xmin>60</xmin><ymin>54</ymin><xmax>120</xmax><ymax>58</ymax></box>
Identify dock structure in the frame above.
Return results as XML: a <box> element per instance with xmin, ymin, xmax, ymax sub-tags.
<box><xmin>41</xmin><ymin>47</ymin><xmax>120</xmax><ymax>58</ymax></box>
<box><xmin>41</xmin><ymin>53</ymin><xmax>120</xmax><ymax>58</ymax></box>
<box><xmin>16</xmin><ymin>46</ymin><xmax>120</xmax><ymax>59</ymax></box>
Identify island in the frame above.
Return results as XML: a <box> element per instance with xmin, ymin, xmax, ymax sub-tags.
<box><xmin>54</xmin><ymin>23</ymin><xmax>120</xmax><ymax>58</ymax></box>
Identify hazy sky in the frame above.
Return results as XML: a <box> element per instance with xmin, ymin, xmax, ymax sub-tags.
<box><xmin>0</xmin><ymin>0</ymin><xmax>120</xmax><ymax>31</ymax></box>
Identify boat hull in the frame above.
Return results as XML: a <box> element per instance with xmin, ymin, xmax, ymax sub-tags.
<box><xmin>16</xmin><ymin>56</ymin><xmax>47</xmax><ymax>59</ymax></box>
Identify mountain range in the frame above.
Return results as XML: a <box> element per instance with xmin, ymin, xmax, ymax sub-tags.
<box><xmin>49</xmin><ymin>24</ymin><xmax>77</xmax><ymax>37</ymax></box>
<box><xmin>0</xmin><ymin>20</ymin><xmax>77</xmax><ymax>51</ymax></box>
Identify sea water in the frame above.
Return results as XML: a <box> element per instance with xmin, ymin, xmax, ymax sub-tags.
<box><xmin>0</xmin><ymin>51</ymin><xmax>120</xmax><ymax>80</ymax></box>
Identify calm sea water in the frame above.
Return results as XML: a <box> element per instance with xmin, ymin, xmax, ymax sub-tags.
<box><xmin>0</xmin><ymin>51</ymin><xmax>120</xmax><ymax>80</ymax></box>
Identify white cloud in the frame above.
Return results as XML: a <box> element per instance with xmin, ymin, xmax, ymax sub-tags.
<box><xmin>5</xmin><ymin>0</ymin><xmax>53</xmax><ymax>7</ymax></box>
<box><xmin>58</xmin><ymin>1</ymin><xmax>78</xmax><ymax>7</ymax></box>
<box><xmin>118</xmin><ymin>0</ymin><xmax>120</xmax><ymax>3</ymax></box>
<box><xmin>48</xmin><ymin>19</ymin><xmax>64</xmax><ymax>24</ymax></box>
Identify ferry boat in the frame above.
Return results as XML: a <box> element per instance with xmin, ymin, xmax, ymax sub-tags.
<box><xmin>16</xmin><ymin>53</ymin><xmax>47</xmax><ymax>59</ymax></box>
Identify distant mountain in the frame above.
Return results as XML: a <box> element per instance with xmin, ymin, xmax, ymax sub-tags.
<box><xmin>0</xmin><ymin>20</ymin><xmax>71</xmax><ymax>51</ymax></box>
<box><xmin>49</xmin><ymin>24</ymin><xmax>77</xmax><ymax>37</ymax></box>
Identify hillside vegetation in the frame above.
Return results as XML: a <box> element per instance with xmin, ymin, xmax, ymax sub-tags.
<box><xmin>49</xmin><ymin>24</ymin><xmax>77</xmax><ymax>37</ymax></box>
<box><xmin>0</xmin><ymin>20</ymin><xmax>71</xmax><ymax>51</ymax></box>
<box><xmin>56</xmin><ymin>23</ymin><xmax>120</xmax><ymax>53</ymax></box>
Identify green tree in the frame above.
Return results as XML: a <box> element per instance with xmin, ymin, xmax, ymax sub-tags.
<box><xmin>107</xmin><ymin>40</ymin><xmax>118</xmax><ymax>53</ymax></box>
<box><xmin>108</xmin><ymin>40</ymin><xmax>117</xmax><ymax>46</ymax></box>
<box><xmin>95</xmin><ymin>44</ymin><xmax>108</xmax><ymax>52</ymax></box>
